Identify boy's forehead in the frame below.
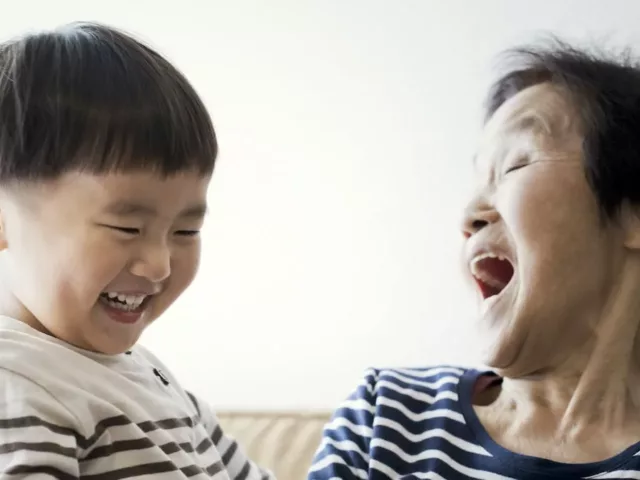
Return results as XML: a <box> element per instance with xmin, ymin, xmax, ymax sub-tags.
<box><xmin>43</xmin><ymin>170</ymin><xmax>211</xmax><ymax>214</ymax></box>
<box><xmin>79</xmin><ymin>170</ymin><xmax>210</xmax><ymax>187</ymax></box>
<box><xmin>104</xmin><ymin>199</ymin><xmax>208</xmax><ymax>219</ymax></box>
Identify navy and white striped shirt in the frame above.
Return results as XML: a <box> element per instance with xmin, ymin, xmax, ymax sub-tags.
<box><xmin>308</xmin><ymin>366</ymin><xmax>640</xmax><ymax>479</ymax></box>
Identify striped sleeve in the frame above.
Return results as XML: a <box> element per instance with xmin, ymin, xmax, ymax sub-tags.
<box><xmin>307</xmin><ymin>369</ymin><xmax>377</xmax><ymax>480</ymax></box>
<box><xmin>188</xmin><ymin>392</ymin><xmax>273</xmax><ymax>480</ymax></box>
<box><xmin>0</xmin><ymin>370</ymin><xmax>80</xmax><ymax>479</ymax></box>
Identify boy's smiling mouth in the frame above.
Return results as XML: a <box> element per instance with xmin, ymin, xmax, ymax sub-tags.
<box><xmin>100</xmin><ymin>292</ymin><xmax>148</xmax><ymax>311</ymax></box>
<box><xmin>98</xmin><ymin>292</ymin><xmax>153</xmax><ymax>324</ymax></box>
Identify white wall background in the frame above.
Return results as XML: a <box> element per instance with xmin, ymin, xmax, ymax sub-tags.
<box><xmin>3</xmin><ymin>0</ymin><xmax>640</xmax><ymax>410</ymax></box>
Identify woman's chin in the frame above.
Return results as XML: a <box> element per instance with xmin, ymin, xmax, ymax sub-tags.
<box><xmin>474</xmin><ymin>322</ymin><xmax>528</xmax><ymax>376</ymax></box>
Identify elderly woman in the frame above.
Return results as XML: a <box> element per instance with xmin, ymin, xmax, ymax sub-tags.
<box><xmin>308</xmin><ymin>41</ymin><xmax>640</xmax><ymax>479</ymax></box>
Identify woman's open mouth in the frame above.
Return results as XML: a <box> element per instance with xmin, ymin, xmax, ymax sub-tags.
<box><xmin>470</xmin><ymin>252</ymin><xmax>515</xmax><ymax>300</ymax></box>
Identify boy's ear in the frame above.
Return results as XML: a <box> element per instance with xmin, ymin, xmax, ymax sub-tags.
<box><xmin>622</xmin><ymin>202</ymin><xmax>640</xmax><ymax>250</ymax></box>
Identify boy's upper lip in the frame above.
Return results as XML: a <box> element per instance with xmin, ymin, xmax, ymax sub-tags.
<box><xmin>102</xmin><ymin>287</ymin><xmax>161</xmax><ymax>295</ymax></box>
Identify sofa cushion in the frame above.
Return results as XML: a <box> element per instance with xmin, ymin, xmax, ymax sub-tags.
<box><xmin>217</xmin><ymin>411</ymin><xmax>330</xmax><ymax>480</ymax></box>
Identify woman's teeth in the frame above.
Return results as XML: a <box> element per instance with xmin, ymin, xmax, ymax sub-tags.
<box><xmin>100</xmin><ymin>292</ymin><xmax>147</xmax><ymax>311</ymax></box>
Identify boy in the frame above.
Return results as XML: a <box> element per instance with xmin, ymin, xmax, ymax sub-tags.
<box><xmin>0</xmin><ymin>22</ymin><xmax>271</xmax><ymax>479</ymax></box>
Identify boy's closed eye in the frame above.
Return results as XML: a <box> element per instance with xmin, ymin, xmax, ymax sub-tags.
<box><xmin>103</xmin><ymin>225</ymin><xmax>201</xmax><ymax>237</ymax></box>
<box><xmin>109</xmin><ymin>225</ymin><xmax>140</xmax><ymax>235</ymax></box>
<box><xmin>174</xmin><ymin>230</ymin><xmax>200</xmax><ymax>237</ymax></box>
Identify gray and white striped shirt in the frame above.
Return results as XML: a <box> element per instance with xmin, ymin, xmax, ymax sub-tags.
<box><xmin>0</xmin><ymin>316</ymin><xmax>271</xmax><ymax>479</ymax></box>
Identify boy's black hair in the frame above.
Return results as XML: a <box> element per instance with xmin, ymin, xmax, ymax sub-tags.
<box><xmin>486</xmin><ymin>39</ymin><xmax>640</xmax><ymax>217</ymax></box>
<box><xmin>0</xmin><ymin>22</ymin><xmax>217</xmax><ymax>183</ymax></box>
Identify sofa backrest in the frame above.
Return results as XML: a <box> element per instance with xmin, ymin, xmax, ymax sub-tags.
<box><xmin>218</xmin><ymin>411</ymin><xmax>330</xmax><ymax>480</ymax></box>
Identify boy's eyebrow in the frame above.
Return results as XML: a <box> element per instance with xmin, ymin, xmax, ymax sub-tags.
<box><xmin>105</xmin><ymin>201</ymin><xmax>208</xmax><ymax>219</ymax></box>
<box><xmin>181</xmin><ymin>204</ymin><xmax>209</xmax><ymax>219</ymax></box>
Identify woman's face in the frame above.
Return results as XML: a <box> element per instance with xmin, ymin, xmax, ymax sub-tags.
<box><xmin>462</xmin><ymin>83</ymin><xmax>628</xmax><ymax>376</ymax></box>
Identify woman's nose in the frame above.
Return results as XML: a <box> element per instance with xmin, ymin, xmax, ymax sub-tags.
<box><xmin>461</xmin><ymin>197</ymin><xmax>499</xmax><ymax>238</ymax></box>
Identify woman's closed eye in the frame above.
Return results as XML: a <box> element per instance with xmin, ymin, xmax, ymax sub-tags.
<box><xmin>503</xmin><ymin>163</ymin><xmax>528</xmax><ymax>175</ymax></box>
<box><xmin>502</xmin><ymin>152</ymin><xmax>535</xmax><ymax>175</ymax></box>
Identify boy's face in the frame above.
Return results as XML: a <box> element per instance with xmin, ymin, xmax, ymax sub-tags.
<box><xmin>0</xmin><ymin>170</ymin><xmax>210</xmax><ymax>354</ymax></box>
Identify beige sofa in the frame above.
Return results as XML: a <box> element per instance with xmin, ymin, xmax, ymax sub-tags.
<box><xmin>218</xmin><ymin>411</ymin><xmax>331</xmax><ymax>480</ymax></box>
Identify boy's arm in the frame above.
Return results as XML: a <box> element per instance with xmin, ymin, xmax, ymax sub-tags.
<box><xmin>307</xmin><ymin>370</ymin><xmax>377</xmax><ymax>480</ymax></box>
<box><xmin>0</xmin><ymin>370</ymin><xmax>80</xmax><ymax>479</ymax></box>
<box><xmin>187</xmin><ymin>392</ymin><xmax>273</xmax><ymax>480</ymax></box>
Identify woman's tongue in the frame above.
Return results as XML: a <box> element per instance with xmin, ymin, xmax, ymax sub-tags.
<box><xmin>477</xmin><ymin>280</ymin><xmax>503</xmax><ymax>299</ymax></box>
<box><xmin>475</xmin><ymin>257</ymin><xmax>514</xmax><ymax>299</ymax></box>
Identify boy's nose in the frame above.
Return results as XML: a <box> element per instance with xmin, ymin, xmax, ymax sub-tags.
<box><xmin>130</xmin><ymin>244</ymin><xmax>171</xmax><ymax>283</ymax></box>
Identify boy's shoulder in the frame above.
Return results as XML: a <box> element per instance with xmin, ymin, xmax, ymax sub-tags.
<box><xmin>0</xmin><ymin>316</ymin><xmax>79</xmax><ymax>371</ymax></box>
<box><xmin>0</xmin><ymin>315</ymin><xmax>166</xmax><ymax>375</ymax></box>
<box><xmin>0</xmin><ymin>317</ymin><xmax>191</xmax><ymax>410</ymax></box>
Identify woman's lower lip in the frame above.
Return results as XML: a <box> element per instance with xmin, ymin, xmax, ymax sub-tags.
<box><xmin>480</xmin><ymin>280</ymin><xmax>513</xmax><ymax>314</ymax></box>
<box><xmin>98</xmin><ymin>297</ymin><xmax>145</xmax><ymax>324</ymax></box>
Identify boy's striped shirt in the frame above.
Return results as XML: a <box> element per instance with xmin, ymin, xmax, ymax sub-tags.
<box><xmin>0</xmin><ymin>316</ymin><xmax>271</xmax><ymax>479</ymax></box>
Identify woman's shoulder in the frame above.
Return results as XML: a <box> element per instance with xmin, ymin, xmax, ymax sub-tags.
<box><xmin>372</xmin><ymin>365</ymin><xmax>469</xmax><ymax>378</ymax></box>
<box><xmin>311</xmin><ymin>366</ymin><xmax>477</xmax><ymax>478</ymax></box>
<box><xmin>362</xmin><ymin>365</ymin><xmax>471</xmax><ymax>394</ymax></box>
<box><xmin>331</xmin><ymin>365</ymin><xmax>473</xmax><ymax>424</ymax></box>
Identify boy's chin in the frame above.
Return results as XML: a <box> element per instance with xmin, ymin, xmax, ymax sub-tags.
<box><xmin>72</xmin><ymin>322</ymin><xmax>146</xmax><ymax>356</ymax></box>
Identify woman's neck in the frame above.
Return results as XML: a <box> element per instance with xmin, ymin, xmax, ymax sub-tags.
<box><xmin>477</xmin><ymin>261</ymin><xmax>640</xmax><ymax>461</ymax></box>
<box><xmin>509</xmin><ymin>261</ymin><xmax>640</xmax><ymax>432</ymax></box>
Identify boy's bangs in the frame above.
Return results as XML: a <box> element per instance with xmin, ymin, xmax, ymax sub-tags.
<box><xmin>0</xmin><ymin>24</ymin><xmax>217</xmax><ymax>182</ymax></box>
<box><xmin>67</xmin><ymin>91</ymin><xmax>218</xmax><ymax>177</ymax></box>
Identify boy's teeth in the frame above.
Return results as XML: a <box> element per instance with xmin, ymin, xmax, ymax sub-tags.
<box><xmin>102</xmin><ymin>292</ymin><xmax>147</xmax><ymax>309</ymax></box>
